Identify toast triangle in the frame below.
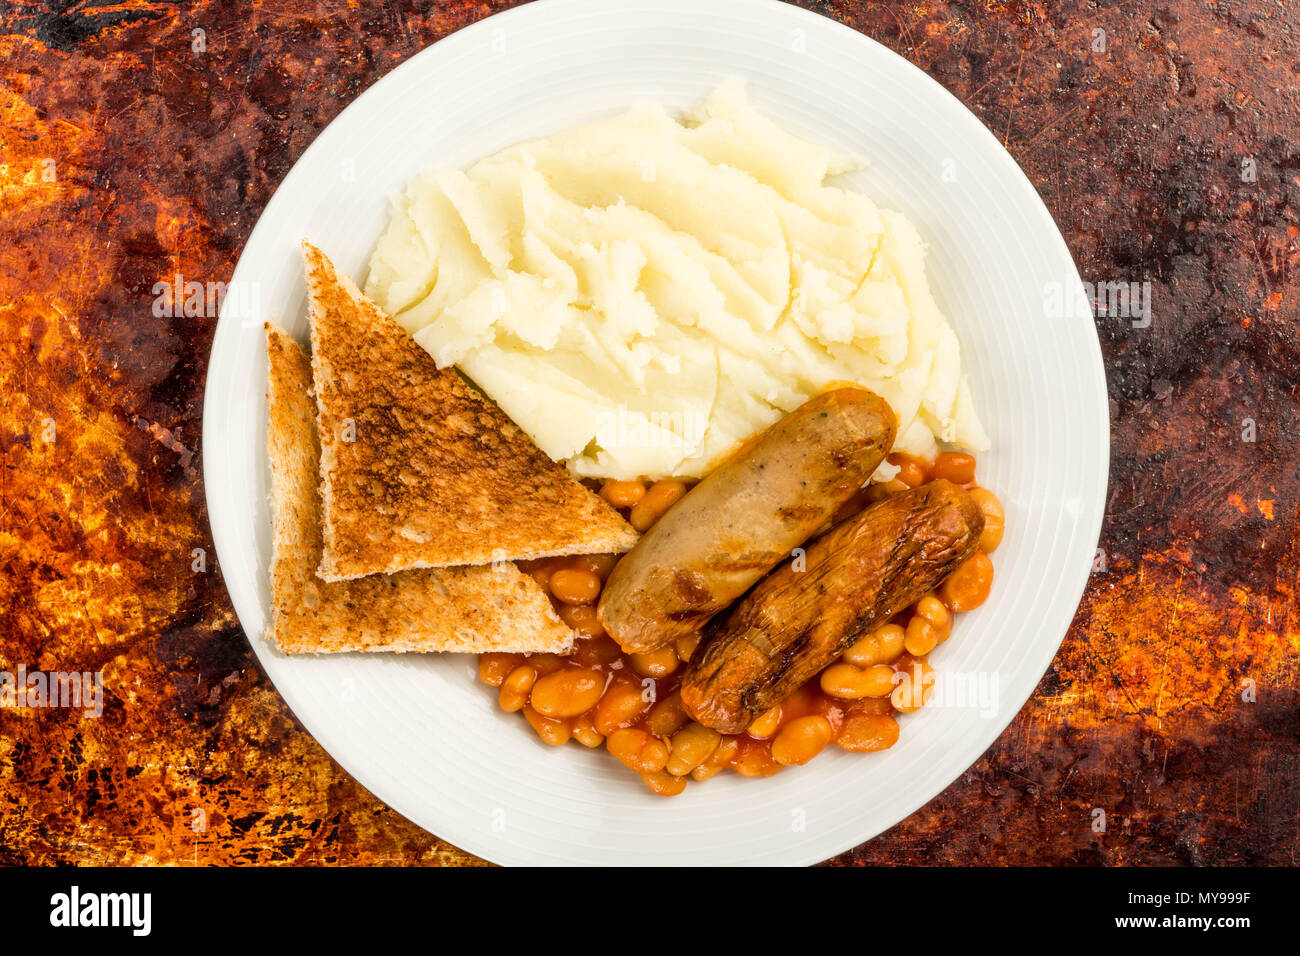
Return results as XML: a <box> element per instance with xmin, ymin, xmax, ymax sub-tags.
<box><xmin>302</xmin><ymin>242</ymin><xmax>638</xmax><ymax>581</ymax></box>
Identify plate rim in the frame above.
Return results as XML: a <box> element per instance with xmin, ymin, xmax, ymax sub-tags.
<box><xmin>203</xmin><ymin>0</ymin><xmax>1110</xmax><ymax>866</ymax></box>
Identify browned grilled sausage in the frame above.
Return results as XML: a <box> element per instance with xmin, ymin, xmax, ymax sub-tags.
<box><xmin>679</xmin><ymin>480</ymin><xmax>984</xmax><ymax>733</ymax></box>
<box><xmin>597</xmin><ymin>388</ymin><xmax>898</xmax><ymax>654</ymax></box>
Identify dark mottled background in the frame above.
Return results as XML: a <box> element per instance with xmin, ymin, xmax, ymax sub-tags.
<box><xmin>1</xmin><ymin>0</ymin><xmax>1296</xmax><ymax>866</ymax></box>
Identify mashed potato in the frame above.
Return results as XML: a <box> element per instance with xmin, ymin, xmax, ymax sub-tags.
<box><xmin>366</xmin><ymin>81</ymin><xmax>987</xmax><ymax>480</ymax></box>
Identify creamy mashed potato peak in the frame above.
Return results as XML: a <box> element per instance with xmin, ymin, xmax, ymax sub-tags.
<box><xmin>366</xmin><ymin>81</ymin><xmax>987</xmax><ymax>479</ymax></box>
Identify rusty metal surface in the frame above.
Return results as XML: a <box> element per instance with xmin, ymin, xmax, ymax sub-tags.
<box><xmin>0</xmin><ymin>0</ymin><xmax>1296</xmax><ymax>866</ymax></box>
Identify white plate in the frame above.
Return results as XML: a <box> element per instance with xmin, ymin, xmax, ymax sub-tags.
<box><xmin>204</xmin><ymin>0</ymin><xmax>1107</xmax><ymax>866</ymax></box>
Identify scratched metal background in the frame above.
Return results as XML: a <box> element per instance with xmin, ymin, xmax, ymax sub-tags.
<box><xmin>1</xmin><ymin>0</ymin><xmax>1296</xmax><ymax>865</ymax></box>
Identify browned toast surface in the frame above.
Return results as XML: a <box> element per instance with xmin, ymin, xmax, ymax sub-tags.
<box><xmin>265</xmin><ymin>322</ymin><xmax>574</xmax><ymax>654</ymax></box>
<box><xmin>302</xmin><ymin>242</ymin><xmax>637</xmax><ymax>580</ymax></box>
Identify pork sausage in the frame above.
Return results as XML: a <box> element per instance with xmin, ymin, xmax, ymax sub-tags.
<box><xmin>597</xmin><ymin>387</ymin><xmax>898</xmax><ymax>654</ymax></box>
<box><xmin>680</xmin><ymin>480</ymin><xmax>984</xmax><ymax>733</ymax></box>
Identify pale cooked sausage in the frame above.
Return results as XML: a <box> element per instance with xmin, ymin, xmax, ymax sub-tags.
<box><xmin>597</xmin><ymin>388</ymin><xmax>897</xmax><ymax>654</ymax></box>
<box><xmin>680</xmin><ymin>480</ymin><xmax>983</xmax><ymax>733</ymax></box>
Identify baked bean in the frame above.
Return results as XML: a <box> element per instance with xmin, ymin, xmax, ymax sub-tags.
<box><xmin>842</xmin><ymin>623</ymin><xmax>906</xmax><ymax>668</ymax></box>
<box><xmin>891</xmin><ymin>655</ymin><xmax>936</xmax><ymax>713</ymax></box>
<box><xmin>691</xmin><ymin>736</ymin><xmax>740</xmax><ymax>781</ymax></box>
<box><xmin>969</xmin><ymin>487</ymin><xmax>1005</xmax><ymax>553</ymax></box>
<box><xmin>607</xmin><ymin>728</ymin><xmax>670</xmax><ymax>773</ymax></box>
<box><xmin>571</xmin><ymin>713</ymin><xmax>604</xmax><ymax>748</ymax></box>
<box><xmin>645</xmin><ymin>690</ymin><xmax>690</xmax><ymax>737</ymax></box>
<box><xmin>548</xmin><ymin>568</ymin><xmax>602</xmax><ymax>605</ymax></box>
<box><xmin>522</xmin><ymin>705</ymin><xmax>572</xmax><ymax>746</ymax></box>
<box><xmin>571</xmin><ymin>553</ymin><xmax>620</xmax><ymax>580</ymax></box>
<box><xmin>939</xmin><ymin>550</ymin><xmax>994</xmax><ymax>611</ymax></box>
<box><xmin>629</xmin><ymin>479</ymin><xmax>687</xmax><ymax>531</ymax></box>
<box><xmin>666</xmin><ymin>722</ymin><xmax>722</xmax><ymax>776</ymax></box>
<box><xmin>529</xmin><ymin>566</ymin><xmax>554</xmax><ymax>590</ymax></box>
<box><xmin>930</xmin><ymin>451</ymin><xmax>976</xmax><ymax>485</ymax></box>
<box><xmin>836</xmin><ymin>712</ymin><xmax>900</xmax><ymax>752</ymax></box>
<box><xmin>747</xmin><ymin>704</ymin><xmax>783</xmax><ymax>739</ymax></box>
<box><xmin>820</xmin><ymin>662</ymin><xmax>895</xmax><ymax>699</ymax></box>
<box><xmin>600</xmin><ymin>479</ymin><xmax>646</xmax><ymax>509</ymax></box>
<box><xmin>569</xmin><ymin>633</ymin><xmax>622</xmax><ymax>668</ymax></box>
<box><xmin>818</xmin><ymin>662</ymin><xmax>872</xmax><ymax>699</ymax></box>
<box><xmin>774</xmin><ymin>682</ymin><xmax>824</xmax><ymax>722</ymax></box>
<box><xmin>559</xmin><ymin>603</ymin><xmax>606</xmax><ymax>638</ymax></box>
<box><xmin>530</xmin><ymin>668</ymin><xmax>605</xmax><ymax>718</ymax></box>
<box><xmin>593</xmin><ymin>679</ymin><xmax>652</xmax><ymax>736</ymax></box>
<box><xmin>771</xmin><ymin>715</ymin><xmax>834</xmax><ymax>766</ymax></box>
<box><xmin>811</xmin><ymin>697</ymin><xmax>847</xmax><ymax>731</ymax></box>
<box><xmin>498</xmin><ymin>665</ymin><xmax>537</xmax><ymax>713</ymax></box>
<box><xmin>477</xmin><ymin>653</ymin><xmax>518</xmax><ymax>687</ymax></box>
<box><xmin>848</xmin><ymin>695</ymin><xmax>896</xmax><ymax>717</ymax></box>
<box><xmin>903</xmin><ymin>616</ymin><xmax>940</xmax><ymax>657</ymax></box>
<box><xmin>892</xmin><ymin>652</ymin><xmax>923</xmax><ymax>671</ymax></box>
<box><xmin>731</xmin><ymin>739</ymin><xmax>784</xmax><ymax>777</ymax></box>
<box><xmin>674</xmin><ymin>633</ymin><xmax>701</xmax><ymax>663</ymax></box>
<box><xmin>887</xmin><ymin>453</ymin><xmax>927</xmax><ymax>488</ymax></box>
<box><xmin>914</xmin><ymin>593</ymin><xmax>952</xmax><ymax>640</ymax></box>
<box><xmin>630</xmin><ymin>645</ymin><xmax>679</xmax><ymax>678</ymax></box>
<box><xmin>640</xmin><ymin>770</ymin><xmax>688</xmax><ymax>796</ymax></box>
<box><xmin>525</xmin><ymin>653</ymin><xmax>566</xmax><ymax>676</ymax></box>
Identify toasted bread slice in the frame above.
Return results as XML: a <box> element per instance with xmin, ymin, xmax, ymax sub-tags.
<box><xmin>265</xmin><ymin>323</ymin><xmax>574</xmax><ymax>654</ymax></box>
<box><xmin>302</xmin><ymin>241</ymin><xmax>638</xmax><ymax>580</ymax></box>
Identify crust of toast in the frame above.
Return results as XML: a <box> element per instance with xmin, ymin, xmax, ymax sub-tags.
<box><xmin>302</xmin><ymin>241</ymin><xmax>638</xmax><ymax>581</ymax></box>
<box><xmin>264</xmin><ymin>323</ymin><xmax>574</xmax><ymax>654</ymax></box>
